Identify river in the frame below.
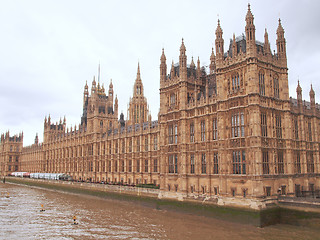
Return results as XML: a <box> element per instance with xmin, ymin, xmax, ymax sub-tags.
<box><xmin>1</xmin><ymin>182</ymin><xmax>320</xmax><ymax>240</ymax></box>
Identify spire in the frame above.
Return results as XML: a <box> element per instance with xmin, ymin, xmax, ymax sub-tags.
<box><xmin>92</xmin><ymin>76</ymin><xmax>96</xmax><ymax>93</ymax></box>
<box><xmin>160</xmin><ymin>48</ymin><xmax>167</xmax><ymax>83</ymax></box>
<box><xmin>190</xmin><ymin>56</ymin><xmax>195</xmax><ymax>68</ymax></box>
<box><xmin>180</xmin><ymin>38</ymin><xmax>186</xmax><ymax>55</ymax></box>
<box><xmin>276</xmin><ymin>18</ymin><xmax>286</xmax><ymax>58</ymax></box>
<box><xmin>109</xmin><ymin>79</ymin><xmax>113</xmax><ymax>99</ymax></box>
<box><xmin>245</xmin><ymin>3</ymin><xmax>256</xmax><ymax>55</ymax></box>
<box><xmin>215</xmin><ymin>19</ymin><xmax>224</xmax><ymax>59</ymax></box>
<box><xmin>98</xmin><ymin>62</ymin><xmax>101</xmax><ymax>85</ymax></box>
<box><xmin>161</xmin><ymin>48</ymin><xmax>166</xmax><ymax>62</ymax></box>
<box><xmin>197</xmin><ymin>56</ymin><xmax>200</xmax><ymax>70</ymax></box>
<box><xmin>245</xmin><ymin>3</ymin><xmax>254</xmax><ymax>25</ymax></box>
<box><xmin>170</xmin><ymin>60</ymin><xmax>175</xmax><ymax>78</ymax></box>
<box><xmin>179</xmin><ymin>38</ymin><xmax>187</xmax><ymax>69</ymax></box>
<box><xmin>210</xmin><ymin>47</ymin><xmax>216</xmax><ymax>73</ymax></box>
<box><xmin>137</xmin><ymin>62</ymin><xmax>141</xmax><ymax>81</ymax></box>
<box><xmin>296</xmin><ymin>80</ymin><xmax>302</xmax><ymax>102</ymax></box>
<box><xmin>232</xmin><ymin>33</ymin><xmax>237</xmax><ymax>57</ymax></box>
<box><xmin>264</xmin><ymin>28</ymin><xmax>271</xmax><ymax>55</ymax></box>
<box><xmin>179</xmin><ymin>38</ymin><xmax>187</xmax><ymax>79</ymax></box>
<box><xmin>310</xmin><ymin>84</ymin><xmax>315</xmax><ymax>105</ymax></box>
<box><xmin>197</xmin><ymin>56</ymin><xmax>201</xmax><ymax>79</ymax></box>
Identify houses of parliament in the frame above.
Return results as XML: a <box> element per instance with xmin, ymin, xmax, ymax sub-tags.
<box><xmin>1</xmin><ymin>5</ymin><xmax>320</xmax><ymax>204</ymax></box>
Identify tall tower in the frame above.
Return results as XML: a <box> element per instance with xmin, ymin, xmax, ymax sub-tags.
<box><xmin>127</xmin><ymin>63</ymin><xmax>149</xmax><ymax>125</ymax></box>
<box><xmin>84</xmin><ymin>70</ymin><xmax>118</xmax><ymax>133</ymax></box>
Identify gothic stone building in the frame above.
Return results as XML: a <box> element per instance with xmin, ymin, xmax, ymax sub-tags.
<box><xmin>1</xmin><ymin>5</ymin><xmax>320</xmax><ymax>203</ymax></box>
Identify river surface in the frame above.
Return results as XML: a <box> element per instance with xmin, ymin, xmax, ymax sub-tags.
<box><xmin>1</xmin><ymin>182</ymin><xmax>320</xmax><ymax>240</ymax></box>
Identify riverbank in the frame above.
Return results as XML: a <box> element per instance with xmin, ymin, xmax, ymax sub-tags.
<box><xmin>4</xmin><ymin>177</ymin><xmax>320</xmax><ymax>228</ymax></box>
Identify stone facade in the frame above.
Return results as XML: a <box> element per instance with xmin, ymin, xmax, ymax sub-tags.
<box><xmin>1</xmin><ymin>5</ymin><xmax>320</xmax><ymax>202</ymax></box>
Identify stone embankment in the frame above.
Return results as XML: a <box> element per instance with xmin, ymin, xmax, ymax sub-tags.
<box><xmin>4</xmin><ymin>177</ymin><xmax>320</xmax><ymax>227</ymax></box>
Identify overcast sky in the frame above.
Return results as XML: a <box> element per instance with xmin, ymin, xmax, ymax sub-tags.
<box><xmin>0</xmin><ymin>0</ymin><xmax>319</xmax><ymax>146</ymax></box>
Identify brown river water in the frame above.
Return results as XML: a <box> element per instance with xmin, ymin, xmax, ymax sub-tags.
<box><xmin>1</xmin><ymin>182</ymin><xmax>320</xmax><ymax>240</ymax></box>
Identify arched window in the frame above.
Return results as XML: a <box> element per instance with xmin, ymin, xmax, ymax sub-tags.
<box><xmin>273</xmin><ymin>76</ymin><xmax>279</xmax><ymax>98</ymax></box>
<box><xmin>232</xmin><ymin>73</ymin><xmax>240</xmax><ymax>92</ymax></box>
<box><xmin>259</xmin><ymin>71</ymin><xmax>265</xmax><ymax>96</ymax></box>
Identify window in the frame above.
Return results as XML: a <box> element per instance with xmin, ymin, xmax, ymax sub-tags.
<box><xmin>201</xmin><ymin>154</ymin><xmax>206</xmax><ymax>174</ymax></box>
<box><xmin>274</xmin><ymin>77</ymin><xmax>279</xmax><ymax>98</ymax></box>
<box><xmin>129</xmin><ymin>139</ymin><xmax>132</xmax><ymax>152</ymax></box>
<box><xmin>276</xmin><ymin>114</ymin><xmax>282</xmax><ymax>138</ymax></box>
<box><xmin>108</xmin><ymin>161</ymin><xmax>111</xmax><ymax>172</ymax></box>
<box><xmin>136</xmin><ymin>138</ymin><xmax>140</xmax><ymax>152</ymax></box>
<box><xmin>190</xmin><ymin>123</ymin><xmax>195</xmax><ymax>142</ymax></box>
<box><xmin>307</xmin><ymin>120</ymin><xmax>312</xmax><ymax>141</ymax></box>
<box><xmin>307</xmin><ymin>152</ymin><xmax>314</xmax><ymax>173</ymax></box>
<box><xmin>293</xmin><ymin>117</ymin><xmax>299</xmax><ymax>140</ymax></box>
<box><xmin>122</xmin><ymin>140</ymin><xmax>125</xmax><ymax>153</ymax></box>
<box><xmin>259</xmin><ymin>72</ymin><xmax>265</xmax><ymax>96</ymax></box>
<box><xmin>115</xmin><ymin>142</ymin><xmax>118</xmax><ymax>154</ymax></box>
<box><xmin>261</xmin><ymin>113</ymin><xmax>267</xmax><ymax>137</ymax></box>
<box><xmin>121</xmin><ymin>160</ymin><xmax>124</xmax><ymax>172</ymax></box>
<box><xmin>213</xmin><ymin>152</ymin><xmax>219</xmax><ymax>174</ymax></box>
<box><xmin>201</xmin><ymin>121</ymin><xmax>205</xmax><ymax>141</ymax></box>
<box><xmin>295</xmin><ymin>152</ymin><xmax>301</xmax><ymax>174</ymax></box>
<box><xmin>190</xmin><ymin>155</ymin><xmax>195</xmax><ymax>174</ymax></box>
<box><xmin>136</xmin><ymin>86</ymin><xmax>141</xmax><ymax>95</ymax></box>
<box><xmin>128</xmin><ymin>160</ymin><xmax>132</xmax><ymax>172</ymax></box>
<box><xmin>232</xmin><ymin>73</ymin><xmax>240</xmax><ymax>91</ymax></box>
<box><xmin>265</xmin><ymin>186</ymin><xmax>271</xmax><ymax>197</ymax></box>
<box><xmin>114</xmin><ymin>161</ymin><xmax>118</xmax><ymax>172</ymax></box>
<box><xmin>9</xmin><ymin>156</ymin><xmax>12</xmax><ymax>162</ymax></box>
<box><xmin>168</xmin><ymin>124</ymin><xmax>178</xmax><ymax>144</ymax></box>
<box><xmin>213</xmin><ymin>118</ymin><xmax>217</xmax><ymax>140</ymax></box>
<box><xmin>262</xmin><ymin>151</ymin><xmax>269</xmax><ymax>174</ymax></box>
<box><xmin>232</xmin><ymin>151</ymin><xmax>246</xmax><ymax>174</ymax></box>
<box><xmin>153</xmin><ymin>159</ymin><xmax>158</xmax><ymax>172</ymax></box>
<box><xmin>231</xmin><ymin>112</ymin><xmax>244</xmax><ymax>138</ymax></box>
<box><xmin>276</xmin><ymin>151</ymin><xmax>284</xmax><ymax>174</ymax></box>
<box><xmin>137</xmin><ymin>160</ymin><xmax>140</xmax><ymax>173</ymax></box>
<box><xmin>169</xmin><ymin>154</ymin><xmax>178</xmax><ymax>173</ymax></box>
<box><xmin>170</xmin><ymin>93</ymin><xmax>176</xmax><ymax>106</ymax></box>
<box><xmin>145</xmin><ymin>136</ymin><xmax>148</xmax><ymax>151</ymax></box>
<box><xmin>144</xmin><ymin>160</ymin><xmax>148</xmax><ymax>172</ymax></box>
<box><xmin>153</xmin><ymin>136</ymin><xmax>158</xmax><ymax>150</ymax></box>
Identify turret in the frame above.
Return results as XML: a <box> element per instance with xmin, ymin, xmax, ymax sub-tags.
<box><xmin>91</xmin><ymin>76</ymin><xmax>96</xmax><ymax>94</ymax></box>
<box><xmin>109</xmin><ymin>79</ymin><xmax>114</xmax><ymax>101</ymax></box>
<box><xmin>179</xmin><ymin>38</ymin><xmax>187</xmax><ymax>79</ymax></box>
<box><xmin>296</xmin><ymin>80</ymin><xmax>302</xmax><ymax>106</ymax></box>
<box><xmin>215</xmin><ymin>19</ymin><xmax>224</xmax><ymax>60</ymax></box>
<box><xmin>264</xmin><ymin>28</ymin><xmax>271</xmax><ymax>55</ymax></box>
<box><xmin>209</xmin><ymin>47</ymin><xmax>216</xmax><ymax>74</ymax></box>
<box><xmin>160</xmin><ymin>48</ymin><xmax>167</xmax><ymax>83</ymax></box>
<box><xmin>196</xmin><ymin>57</ymin><xmax>201</xmax><ymax>81</ymax></box>
<box><xmin>115</xmin><ymin>95</ymin><xmax>119</xmax><ymax>117</ymax></box>
<box><xmin>310</xmin><ymin>84</ymin><xmax>315</xmax><ymax>108</ymax></box>
<box><xmin>170</xmin><ymin>60</ymin><xmax>175</xmax><ymax>78</ymax></box>
<box><xmin>276</xmin><ymin>18</ymin><xmax>286</xmax><ymax>59</ymax></box>
<box><xmin>245</xmin><ymin>4</ymin><xmax>256</xmax><ymax>57</ymax></box>
<box><xmin>34</xmin><ymin>133</ymin><xmax>39</xmax><ymax>145</ymax></box>
<box><xmin>232</xmin><ymin>33</ymin><xmax>237</xmax><ymax>57</ymax></box>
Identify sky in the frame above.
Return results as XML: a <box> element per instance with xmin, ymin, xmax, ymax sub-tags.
<box><xmin>0</xmin><ymin>0</ymin><xmax>319</xmax><ymax>146</ymax></box>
